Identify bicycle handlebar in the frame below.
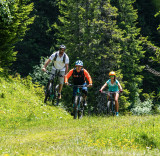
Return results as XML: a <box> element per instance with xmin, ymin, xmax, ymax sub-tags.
<box><xmin>101</xmin><ymin>91</ymin><xmax>120</xmax><ymax>94</ymax></box>
<box><xmin>67</xmin><ymin>83</ymin><xmax>88</xmax><ymax>88</ymax></box>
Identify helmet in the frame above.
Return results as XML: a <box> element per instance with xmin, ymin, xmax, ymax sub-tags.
<box><xmin>75</xmin><ymin>60</ymin><xmax>83</xmax><ymax>66</ymax></box>
<box><xmin>109</xmin><ymin>71</ymin><xmax>116</xmax><ymax>76</ymax></box>
<box><xmin>59</xmin><ymin>45</ymin><xmax>66</xmax><ymax>49</ymax></box>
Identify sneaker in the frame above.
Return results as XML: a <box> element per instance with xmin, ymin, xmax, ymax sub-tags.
<box><xmin>116</xmin><ymin>112</ymin><xmax>119</xmax><ymax>116</ymax></box>
<box><xmin>58</xmin><ymin>93</ymin><xmax>61</xmax><ymax>99</ymax></box>
<box><xmin>83</xmin><ymin>100</ymin><xmax>87</xmax><ymax>106</ymax></box>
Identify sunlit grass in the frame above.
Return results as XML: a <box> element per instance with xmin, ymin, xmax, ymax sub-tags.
<box><xmin>0</xmin><ymin>76</ymin><xmax>160</xmax><ymax>155</ymax></box>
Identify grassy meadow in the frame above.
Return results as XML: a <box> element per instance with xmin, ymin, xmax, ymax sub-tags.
<box><xmin>0</xmin><ymin>76</ymin><xmax>160</xmax><ymax>156</ymax></box>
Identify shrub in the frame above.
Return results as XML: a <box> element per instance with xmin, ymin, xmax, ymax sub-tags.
<box><xmin>131</xmin><ymin>96</ymin><xmax>153</xmax><ymax>115</ymax></box>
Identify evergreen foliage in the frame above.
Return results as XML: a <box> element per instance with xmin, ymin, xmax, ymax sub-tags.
<box><xmin>53</xmin><ymin>0</ymin><xmax>126</xmax><ymax>113</ymax></box>
<box><xmin>0</xmin><ymin>0</ymin><xmax>34</xmax><ymax>73</ymax></box>
<box><xmin>111</xmin><ymin>0</ymin><xmax>145</xmax><ymax>106</ymax></box>
<box><xmin>11</xmin><ymin>0</ymin><xmax>59</xmax><ymax>76</ymax></box>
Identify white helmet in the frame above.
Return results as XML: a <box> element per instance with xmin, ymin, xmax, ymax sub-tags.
<box><xmin>59</xmin><ymin>45</ymin><xmax>66</xmax><ymax>49</ymax></box>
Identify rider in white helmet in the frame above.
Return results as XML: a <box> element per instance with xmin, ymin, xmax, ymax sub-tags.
<box><xmin>42</xmin><ymin>45</ymin><xmax>69</xmax><ymax>99</ymax></box>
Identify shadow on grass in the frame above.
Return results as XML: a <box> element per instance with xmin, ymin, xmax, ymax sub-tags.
<box><xmin>135</xmin><ymin>133</ymin><xmax>158</xmax><ymax>149</ymax></box>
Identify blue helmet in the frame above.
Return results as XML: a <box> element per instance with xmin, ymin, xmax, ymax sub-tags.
<box><xmin>75</xmin><ymin>60</ymin><xmax>83</xmax><ymax>66</ymax></box>
<box><xmin>59</xmin><ymin>45</ymin><xmax>66</xmax><ymax>49</ymax></box>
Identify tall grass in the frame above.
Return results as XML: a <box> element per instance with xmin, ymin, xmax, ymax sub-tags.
<box><xmin>0</xmin><ymin>75</ymin><xmax>160</xmax><ymax>155</ymax></box>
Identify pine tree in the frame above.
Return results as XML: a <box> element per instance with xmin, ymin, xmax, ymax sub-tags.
<box><xmin>54</xmin><ymin>0</ymin><xmax>127</xmax><ymax>113</ymax></box>
<box><xmin>0</xmin><ymin>0</ymin><xmax>34</xmax><ymax>74</ymax></box>
<box><xmin>111</xmin><ymin>0</ymin><xmax>145</xmax><ymax>105</ymax></box>
<box><xmin>11</xmin><ymin>0</ymin><xmax>59</xmax><ymax>76</ymax></box>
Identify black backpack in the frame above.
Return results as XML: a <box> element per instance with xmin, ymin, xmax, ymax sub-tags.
<box><xmin>53</xmin><ymin>52</ymin><xmax>66</xmax><ymax>63</ymax></box>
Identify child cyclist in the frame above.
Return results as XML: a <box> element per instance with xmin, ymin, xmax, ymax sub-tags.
<box><xmin>65</xmin><ymin>60</ymin><xmax>92</xmax><ymax>107</ymax></box>
<box><xmin>99</xmin><ymin>71</ymin><xmax>123</xmax><ymax>116</ymax></box>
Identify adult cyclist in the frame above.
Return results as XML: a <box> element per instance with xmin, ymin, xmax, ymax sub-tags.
<box><xmin>42</xmin><ymin>45</ymin><xmax>69</xmax><ymax>99</ymax></box>
<box><xmin>65</xmin><ymin>60</ymin><xmax>92</xmax><ymax>107</ymax></box>
<box><xmin>99</xmin><ymin>71</ymin><xmax>123</xmax><ymax>116</ymax></box>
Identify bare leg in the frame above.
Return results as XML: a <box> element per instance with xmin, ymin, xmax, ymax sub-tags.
<box><xmin>114</xmin><ymin>93</ymin><xmax>119</xmax><ymax>112</ymax></box>
<box><xmin>59</xmin><ymin>84</ymin><xmax>63</xmax><ymax>93</ymax></box>
<box><xmin>58</xmin><ymin>84</ymin><xmax>63</xmax><ymax>99</ymax></box>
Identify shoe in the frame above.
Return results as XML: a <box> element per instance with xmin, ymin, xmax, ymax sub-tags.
<box><xmin>58</xmin><ymin>93</ymin><xmax>61</xmax><ymax>99</ymax></box>
<box><xmin>116</xmin><ymin>112</ymin><xmax>119</xmax><ymax>116</ymax></box>
<box><xmin>83</xmin><ymin>100</ymin><xmax>87</xmax><ymax>106</ymax></box>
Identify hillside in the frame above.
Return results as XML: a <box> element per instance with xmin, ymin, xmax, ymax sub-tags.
<box><xmin>0</xmin><ymin>76</ymin><xmax>160</xmax><ymax>156</ymax></box>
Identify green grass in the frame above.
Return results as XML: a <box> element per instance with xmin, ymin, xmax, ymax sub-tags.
<box><xmin>0</xmin><ymin>75</ymin><xmax>160</xmax><ymax>156</ymax></box>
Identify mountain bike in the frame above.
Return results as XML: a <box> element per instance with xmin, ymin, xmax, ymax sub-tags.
<box><xmin>69</xmin><ymin>84</ymin><xmax>87</xmax><ymax>119</ymax></box>
<box><xmin>44</xmin><ymin>70</ymin><xmax>60</xmax><ymax>106</ymax></box>
<box><xmin>101</xmin><ymin>91</ymin><xmax>119</xmax><ymax>116</ymax></box>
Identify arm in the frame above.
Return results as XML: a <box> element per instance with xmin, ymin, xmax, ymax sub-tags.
<box><xmin>65</xmin><ymin>64</ymin><xmax>69</xmax><ymax>75</ymax></box>
<box><xmin>84</xmin><ymin>69</ymin><xmax>92</xmax><ymax>86</ymax></box>
<box><xmin>42</xmin><ymin>59</ymin><xmax>51</xmax><ymax>72</ymax></box>
<box><xmin>100</xmin><ymin>83</ymin><xmax>108</xmax><ymax>91</ymax></box>
<box><xmin>118</xmin><ymin>82</ymin><xmax>123</xmax><ymax>92</ymax></box>
<box><xmin>64</xmin><ymin>69</ymin><xmax>73</xmax><ymax>84</ymax></box>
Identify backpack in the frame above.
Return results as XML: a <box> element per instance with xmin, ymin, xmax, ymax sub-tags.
<box><xmin>53</xmin><ymin>51</ymin><xmax>66</xmax><ymax>63</ymax></box>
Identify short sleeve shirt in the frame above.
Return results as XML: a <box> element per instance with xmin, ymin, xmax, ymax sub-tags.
<box><xmin>49</xmin><ymin>51</ymin><xmax>69</xmax><ymax>71</ymax></box>
<box><xmin>106</xmin><ymin>79</ymin><xmax>119</xmax><ymax>92</ymax></box>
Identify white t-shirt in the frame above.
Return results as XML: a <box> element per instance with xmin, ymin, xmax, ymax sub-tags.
<box><xmin>49</xmin><ymin>51</ymin><xmax>69</xmax><ymax>71</ymax></box>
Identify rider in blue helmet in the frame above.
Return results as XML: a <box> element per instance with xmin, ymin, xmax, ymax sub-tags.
<box><xmin>65</xmin><ymin>60</ymin><xmax>92</xmax><ymax>114</ymax></box>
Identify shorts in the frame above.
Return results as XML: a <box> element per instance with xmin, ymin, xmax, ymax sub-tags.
<box><xmin>50</xmin><ymin>69</ymin><xmax>65</xmax><ymax>84</ymax></box>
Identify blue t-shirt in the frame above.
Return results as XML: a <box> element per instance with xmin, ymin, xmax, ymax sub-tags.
<box><xmin>106</xmin><ymin>79</ymin><xmax>119</xmax><ymax>92</ymax></box>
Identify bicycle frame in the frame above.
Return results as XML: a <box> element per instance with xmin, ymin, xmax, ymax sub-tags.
<box><xmin>102</xmin><ymin>91</ymin><xmax>119</xmax><ymax>116</ymax></box>
<box><xmin>70</xmin><ymin>84</ymin><xmax>87</xmax><ymax>119</ymax></box>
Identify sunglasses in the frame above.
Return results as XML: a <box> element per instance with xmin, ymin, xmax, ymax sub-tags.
<box><xmin>110</xmin><ymin>75</ymin><xmax>114</xmax><ymax>77</ymax></box>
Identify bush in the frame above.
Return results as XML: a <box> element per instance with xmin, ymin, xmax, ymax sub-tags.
<box><xmin>131</xmin><ymin>96</ymin><xmax>153</xmax><ymax>115</ymax></box>
<box><xmin>30</xmin><ymin>57</ymin><xmax>52</xmax><ymax>86</ymax></box>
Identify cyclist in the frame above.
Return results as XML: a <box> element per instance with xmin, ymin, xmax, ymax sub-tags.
<box><xmin>65</xmin><ymin>60</ymin><xmax>92</xmax><ymax>107</ymax></box>
<box><xmin>99</xmin><ymin>71</ymin><xmax>123</xmax><ymax>116</ymax></box>
<box><xmin>42</xmin><ymin>45</ymin><xmax>69</xmax><ymax>99</ymax></box>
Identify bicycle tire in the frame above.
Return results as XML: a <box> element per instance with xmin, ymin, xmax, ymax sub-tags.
<box><xmin>44</xmin><ymin>81</ymin><xmax>52</xmax><ymax>103</ymax></box>
<box><xmin>111</xmin><ymin>101</ymin><xmax>115</xmax><ymax>116</ymax></box>
<box><xmin>78</xmin><ymin>96</ymin><xmax>83</xmax><ymax>119</ymax></box>
<box><xmin>52</xmin><ymin>77</ymin><xmax>59</xmax><ymax>106</ymax></box>
<box><xmin>107</xmin><ymin>101</ymin><xmax>111</xmax><ymax>115</ymax></box>
<box><xmin>73</xmin><ymin>96</ymin><xmax>78</xmax><ymax>119</ymax></box>
<box><xmin>54</xmin><ymin>85</ymin><xmax>59</xmax><ymax>106</ymax></box>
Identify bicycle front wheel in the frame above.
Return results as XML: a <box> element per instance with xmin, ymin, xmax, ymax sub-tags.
<box><xmin>111</xmin><ymin>101</ymin><xmax>115</xmax><ymax>116</ymax></box>
<box><xmin>44</xmin><ymin>82</ymin><xmax>52</xmax><ymax>103</ymax></box>
<box><xmin>73</xmin><ymin>96</ymin><xmax>79</xmax><ymax>119</ymax></box>
<box><xmin>78</xmin><ymin>96</ymin><xmax>83</xmax><ymax>119</ymax></box>
<box><xmin>107</xmin><ymin>101</ymin><xmax>111</xmax><ymax>115</ymax></box>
